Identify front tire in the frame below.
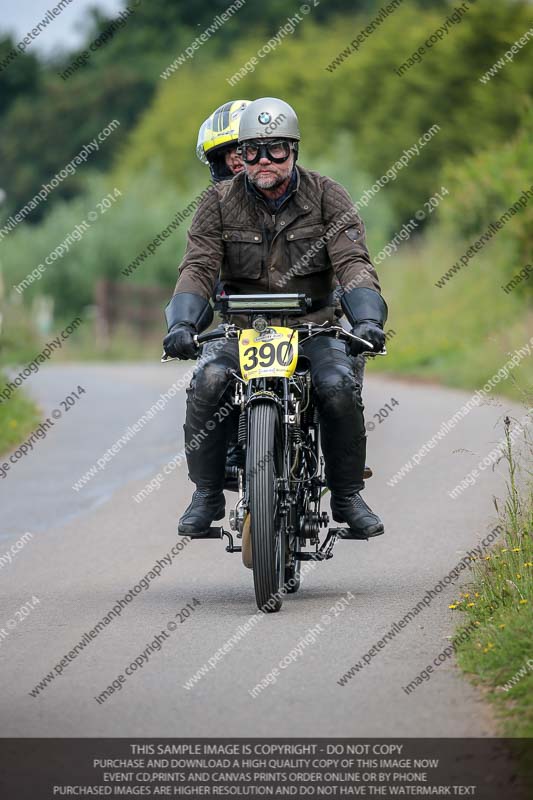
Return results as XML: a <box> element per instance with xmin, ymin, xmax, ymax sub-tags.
<box><xmin>247</xmin><ymin>402</ymin><xmax>284</xmax><ymax>613</ymax></box>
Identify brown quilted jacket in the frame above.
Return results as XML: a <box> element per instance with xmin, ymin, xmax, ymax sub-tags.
<box><xmin>173</xmin><ymin>165</ymin><xmax>383</xmax><ymax>325</ymax></box>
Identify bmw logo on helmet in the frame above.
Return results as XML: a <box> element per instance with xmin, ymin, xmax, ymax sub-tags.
<box><xmin>258</xmin><ymin>111</ymin><xmax>272</xmax><ymax>125</ymax></box>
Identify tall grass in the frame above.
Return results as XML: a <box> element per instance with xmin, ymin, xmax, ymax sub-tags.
<box><xmin>450</xmin><ymin>416</ymin><xmax>533</xmax><ymax>738</ymax></box>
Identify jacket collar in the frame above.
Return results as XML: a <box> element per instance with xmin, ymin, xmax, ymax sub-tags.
<box><xmin>245</xmin><ymin>167</ymin><xmax>295</xmax><ymax>201</ymax></box>
<box><xmin>244</xmin><ymin>166</ymin><xmax>312</xmax><ymax>218</ymax></box>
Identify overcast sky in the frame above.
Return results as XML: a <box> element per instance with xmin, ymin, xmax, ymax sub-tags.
<box><xmin>1</xmin><ymin>0</ymin><xmax>125</xmax><ymax>57</ymax></box>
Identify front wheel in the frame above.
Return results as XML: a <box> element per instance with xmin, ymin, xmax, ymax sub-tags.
<box><xmin>247</xmin><ymin>402</ymin><xmax>285</xmax><ymax>612</ymax></box>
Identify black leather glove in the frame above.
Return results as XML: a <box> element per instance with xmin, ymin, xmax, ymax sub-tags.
<box><xmin>348</xmin><ymin>320</ymin><xmax>385</xmax><ymax>356</ymax></box>
<box><xmin>163</xmin><ymin>323</ymin><xmax>197</xmax><ymax>360</ymax></box>
<box><xmin>341</xmin><ymin>287</ymin><xmax>388</xmax><ymax>357</ymax></box>
<box><xmin>163</xmin><ymin>292</ymin><xmax>214</xmax><ymax>360</ymax></box>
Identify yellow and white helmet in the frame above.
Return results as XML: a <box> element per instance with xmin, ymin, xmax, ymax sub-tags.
<box><xmin>196</xmin><ymin>99</ymin><xmax>251</xmax><ymax>181</ymax></box>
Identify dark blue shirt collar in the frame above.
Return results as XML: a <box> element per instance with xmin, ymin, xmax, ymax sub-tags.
<box><xmin>246</xmin><ymin>169</ymin><xmax>297</xmax><ymax>214</ymax></box>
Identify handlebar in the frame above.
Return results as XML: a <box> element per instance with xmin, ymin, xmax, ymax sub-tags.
<box><xmin>161</xmin><ymin>324</ymin><xmax>387</xmax><ymax>363</ymax></box>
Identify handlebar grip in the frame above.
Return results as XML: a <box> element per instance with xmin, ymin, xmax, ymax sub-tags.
<box><xmin>195</xmin><ymin>330</ymin><xmax>222</xmax><ymax>345</ymax></box>
<box><xmin>161</xmin><ymin>328</ymin><xmax>231</xmax><ymax>362</ymax></box>
<box><xmin>195</xmin><ymin>328</ymin><xmax>239</xmax><ymax>345</ymax></box>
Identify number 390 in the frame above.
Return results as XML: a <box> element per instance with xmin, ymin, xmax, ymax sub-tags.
<box><xmin>242</xmin><ymin>341</ymin><xmax>294</xmax><ymax>370</ymax></box>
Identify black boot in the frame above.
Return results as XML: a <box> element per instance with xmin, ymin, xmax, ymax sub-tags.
<box><xmin>178</xmin><ymin>488</ymin><xmax>225</xmax><ymax>536</ymax></box>
<box><xmin>178</xmin><ymin>382</ymin><xmax>230</xmax><ymax>536</ymax></box>
<box><xmin>330</xmin><ymin>492</ymin><xmax>384</xmax><ymax>538</ymax></box>
<box><xmin>314</xmin><ymin>357</ymin><xmax>382</xmax><ymax>538</ymax></box>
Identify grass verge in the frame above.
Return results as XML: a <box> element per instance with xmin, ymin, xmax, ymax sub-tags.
<box><xmin>0</xmin><ymin>371</ymin><xmax>40</xmax><ymax>456</ymax></box>
<box><xmin>450</xmin><ymin>416</ymin><xmax>532</xmax><ymax>748</ymax></box>
<box><xmin>370</xmin><ymin>233</ymin><xmax>532</xmax><ymax>402</ymax></box>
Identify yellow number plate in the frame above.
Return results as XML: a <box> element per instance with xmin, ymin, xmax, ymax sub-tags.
<box><xmin>238</xmin><ymin>326</ymin><xmax>299</xmax><ymax>382</ymax></box>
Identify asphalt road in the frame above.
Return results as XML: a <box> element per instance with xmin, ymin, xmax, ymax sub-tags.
<box><xmin>0</xmin><ymin>362</ymin><xmax>525</xmax><ymax>736</ymax></box>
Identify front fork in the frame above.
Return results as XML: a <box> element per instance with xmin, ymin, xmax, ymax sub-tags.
<box><xmin>282</xmin><ymin>376</ymin><xmax>329</xmax><ymax>562</ymax></box>
<box><xmin>228</xmin><ymin>375</ymin><xmax>330</xmax><ymax>558</ymax></box>
<box><xmin>229</xmin><ymin>376</ymin><xmax>292</xmax><ymax>535</ymax></box>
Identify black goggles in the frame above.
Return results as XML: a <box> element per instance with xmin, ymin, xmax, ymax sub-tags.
<box><xmin>239</xmin><ymin>139</ymin><xmax>293</xmax><ymax>165</ymax></box>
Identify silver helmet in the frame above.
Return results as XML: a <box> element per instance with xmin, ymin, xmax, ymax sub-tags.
<box><xmin>238</xmin><ymin>97</ymin><xmax>300</xmax><ymax>143</ymax></box>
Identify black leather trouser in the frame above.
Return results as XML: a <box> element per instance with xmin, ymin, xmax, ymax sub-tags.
<box><xmin>184</xmin><ymin>337</ymin><xmax>366</xmax><ymax>495</ymax></box>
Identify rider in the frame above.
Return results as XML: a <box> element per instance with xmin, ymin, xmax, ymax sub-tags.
<box><xmin>196</xmin><ymin>99</ymin><xmax>371</xmax><ymax>481</ymax></box>
<box><xmin>164</xmin><ymin>98</ymin><xmax>388</xmax><ymax>540</ymax></box>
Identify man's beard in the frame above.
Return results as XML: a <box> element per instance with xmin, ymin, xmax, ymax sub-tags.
<box><xmin>250</xmin><ymin>169</ymin><xmax>289</xmax><ymax>189</ymax></box>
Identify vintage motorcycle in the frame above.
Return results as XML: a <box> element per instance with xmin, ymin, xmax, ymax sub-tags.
<box><xmin>163</xmin><ymin>293</ymin><xmax>384</xmax><ymax>613</ymax></box>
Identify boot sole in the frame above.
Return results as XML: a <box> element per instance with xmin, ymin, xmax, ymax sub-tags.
<box><xmin>331</xmin><ymin>510</ymin><xmax>385</xmax><ymax>538</ymax></box>
<box><xmin>178</xmin><ymin>503</ymin><xmax>225</xmax><ymax>536</ymax></box>
<box><xmin>340</xmin><ymin>526</ymin><xmax>385</xmax><ymax>539</ymax></box>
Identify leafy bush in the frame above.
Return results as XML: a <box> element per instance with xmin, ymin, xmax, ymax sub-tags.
<box><xmin>441</xmin><ymin>109</ymin><xmax>533</xmax><ymax>273</ymax></box>
<box><xmin>117</xmin><ymin>0</ymin><xmax>533</xmax><ymax>227</ymax></box>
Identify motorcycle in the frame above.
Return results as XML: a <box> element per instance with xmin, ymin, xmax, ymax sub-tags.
<box><xmin>163</xmin><ymin>293</ymin><xmax>385</xmax><ymax>613</ymax></box>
